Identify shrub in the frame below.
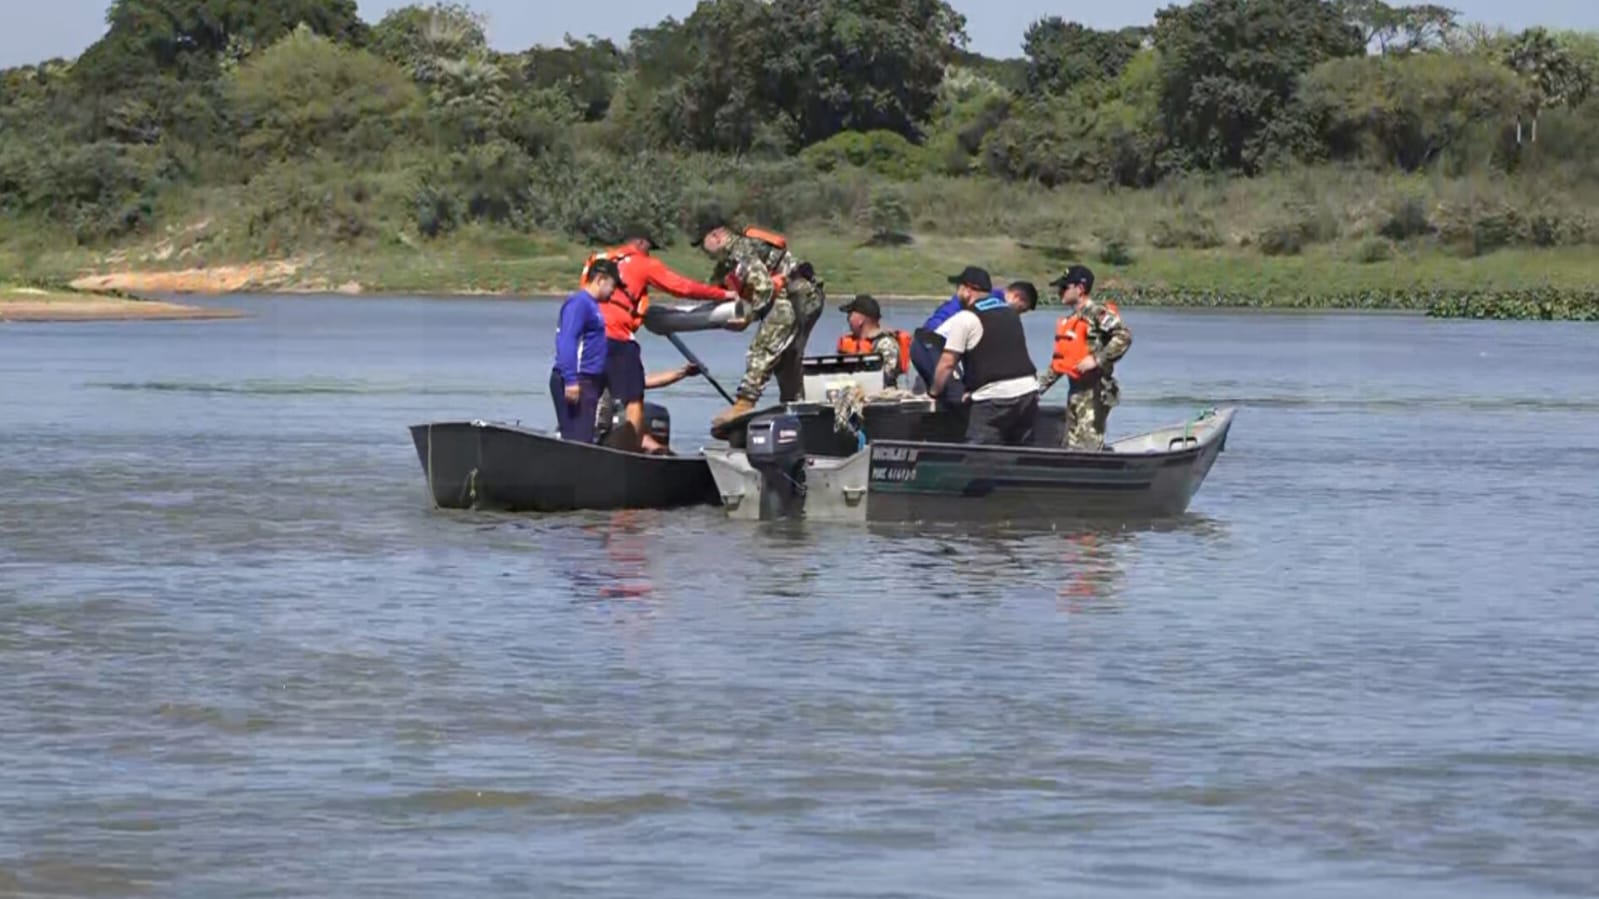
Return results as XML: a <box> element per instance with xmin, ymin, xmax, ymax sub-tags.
<box><xmin>863</xmin><ymin>188</ymin><xmax>913</xmax><ymax>246</ymax></box>
<box><xmin>799</xmin><ymin>130</ymin><xmax>931</xmax><ymax>180</ymax></box>
<box><xmin>536</xmin><ymin>150</ymin><xmax>683</xmax><ymax>244</ymax></box>
<box><xmin>1353</xmin><ymin>236</ymin><xmax>1394</xmax><ymax>263</ymax></box>
<box><xmin>1097</xmin><ymin>229</ymin><xmax>1135</xmax><ymax>265</ymax></box>
<box><xmin>1256</xmin><ymin>222</ymin><xmax>1304</xmax><ymax>256</ymax></box>
<box><xmin>1379</xmin><ymin>194</ymin><xmax>1434</xmax><ymax>241</ymax></box>
<box><xmin>1149</xmin><ymin>209</ymin><xmax>1223</xmax><ymax>249</ymax></box>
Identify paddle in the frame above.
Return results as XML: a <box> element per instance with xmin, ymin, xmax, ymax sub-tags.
<box><xmin>665</xmin><ymin>332</ymin><xmax>737</xmax><ymax>405</ymax></box>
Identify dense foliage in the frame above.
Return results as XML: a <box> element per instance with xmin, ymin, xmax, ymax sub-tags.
<box><xmin>2</xmin><ymin>0</ymin><xmax>1599</xmax><ymax>267</ymax></box>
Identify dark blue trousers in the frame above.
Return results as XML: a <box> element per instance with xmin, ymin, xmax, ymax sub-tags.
<box><xmin>549</xmin><ymin>370</ymin><xmax>602</xmax><ymax>443</ymax></box>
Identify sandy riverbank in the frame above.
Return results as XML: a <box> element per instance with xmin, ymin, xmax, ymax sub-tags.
<box><xmin>0</xmin><ymin>288</ymin><xmax>247</xmax><ymax>323</ymax></box>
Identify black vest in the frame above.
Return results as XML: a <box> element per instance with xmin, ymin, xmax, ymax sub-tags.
<box><xmin>962</xmin><ymin>297</ymin><xmax>1036</xmax><ymax>391</ymax></box>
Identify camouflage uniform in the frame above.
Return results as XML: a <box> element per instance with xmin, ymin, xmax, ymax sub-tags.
<box><xmin>712</xmin><ymin>234</ymin><xmax>823</xmax><ymax>404</ymax></box>
<box><xmin>866</xmin><ymin>331</ymin><xmax>902</xmax><ymax>388</ymax></box>
<box><xmin>1037</xmin><ymin>299</ymin><xmax>1132</xmax><ymax>450</ymax></box>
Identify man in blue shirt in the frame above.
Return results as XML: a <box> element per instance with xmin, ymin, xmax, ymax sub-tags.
<box><xmin>910</xmin><ymin>278</ymin><xmax>1034</xmax><ymax>405</ymax></box>
<box><xmin>550</xmin><ymin>258</ymin><xmax>620</xmax><ymax>443</ymax></box>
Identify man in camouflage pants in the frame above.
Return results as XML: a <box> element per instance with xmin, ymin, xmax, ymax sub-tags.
<box><xmin>1037</xmin><ymin>265</ymin><xmax>1133</xmax><ymax>450</ymax></box>
<box><xmin>695</xmin><ymin>222</ymin><xmax>823</xmax><ymax>435</ymax></box>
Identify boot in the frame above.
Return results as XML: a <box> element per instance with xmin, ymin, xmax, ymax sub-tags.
<box><xmin>709</xmin><ymin>398</ymin><xmax>756</xmax><ymax>438</ymax></box>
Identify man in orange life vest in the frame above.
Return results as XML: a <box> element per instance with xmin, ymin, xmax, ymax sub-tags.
<box><xmin>1037</xmin><ymin>265</ymin><xmax>1133</xmax><ymax>450</ymax></box>
<box><xmin>581</xmin><ymin>226</ymin><xmax>739</xmax><ymax>452</ymax></box>
<box><xmin>835</xmin><ymin>294</ymin><xmax>910</xmax><ymax>388</ymax></box>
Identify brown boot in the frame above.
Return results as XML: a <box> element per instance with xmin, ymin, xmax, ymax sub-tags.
<box><xmin>709</xmin><ymin>398</ymin><xmax>757</xmax><ymax>438</ymax></box>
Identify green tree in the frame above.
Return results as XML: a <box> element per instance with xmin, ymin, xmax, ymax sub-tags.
<box><xmin>1303</xmin><ymin>52</ymin><xmax>1527</xmax><ymax>170</ymax></box>
<box><xmin>519</xmin><ymin>37</ymin><xmax>627</xmax><ymax>122</ymax></box>
<box><xmin>1342</xmin><ymin>1</ymin><xmax>1460</xmax><ymax>54</ymax></box>
<box><xmin>230</xmin><ymin>27</ymin><xmax>421</xmax><ymax>164</ymax></box>
<box><xmin>776</xmin><ymin>0</ymin><xmax>968</xmax><ymax>144</ymax></box>
<box><xmin>1023</xmin><ymin>18</ymin><xmax>1146</xmax><ymax>95</ymax></box>
<box><xmin>76</xmin><ymin>0</ymin><xmax>366</xmax><ymax>85</ymax></box>
<box><xmin>1500</xmin><ymin>27</ymin><xmax>1593</xmax><ymax>142</ymax></box>
<box><xmin>1154</xmin><ymin>0</ymin><xmax>1365</xmax><ymax>173</ymax></box>
<box><xmin>651</xmin><ymin>0</ymin><xmax>966</xmax><ymax>153</ymax></box>
<box><xmin>368</xmin><ymin>3</ymin><xmax>487</xmax><ymax>84</ymax></box>
<box><xmin>984</xmin><ymin>49</ymin><xmax>1165</xmax><ymax>187</ymax></box>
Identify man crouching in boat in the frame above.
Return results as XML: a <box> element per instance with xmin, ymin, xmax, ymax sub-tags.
<box><xmin>551</xmin><ymin>258</ymin><xmax>619</xmax><ymax>443</ymax></box>
<box><xmin>1037</xmin><ymin>265</ymin><xmax>1133</xmax><ymax>451</ymax></box>
<box><xmin>581</xmin><ymin>226</ymin><xmax>740</xmax><ymax>452</ymax></box>
<box><xmin>928</xmin><ymin>266</ymin><xmax>1041</xmax><ymax>446</ymax></box>
<box><xmin>593</xmin><ymin>362</ymin><xmax>701</xmax><ymax>454</ymax></box>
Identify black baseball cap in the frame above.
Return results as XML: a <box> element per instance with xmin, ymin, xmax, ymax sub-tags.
<box><xmin>1007</xmin><ymin>280</ymin><xmax>1038</xmax><ymax>311</ymax></box>
<box><xmin>838</xmin><ymin>294</ymin><xmax>883</xmax><ymax>319</ymax></box>
<box><xmin>688</xmin><ymin>206</ymin><xmax>726</xmax><ymax>248</ymax></box>
<box><xmin>1050</xmin><ymin>265</ymin><xmax>1095</xmax><ymax>292</ymax></box>
<box><xmin>947</xmin><ymin>265</ymin><xmax>992</xmax><ymax>292</ymax></box>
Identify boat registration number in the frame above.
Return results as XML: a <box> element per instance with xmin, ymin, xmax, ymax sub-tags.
<box><xmin>871</xmin><ymin>446</ymin><xmax>919</xmax><ymax>482</ymax></box>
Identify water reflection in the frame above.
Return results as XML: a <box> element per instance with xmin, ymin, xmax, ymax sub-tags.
<box><xmin>581</xmin><ymin>511</ymin><xmax>657</xmax><ymax>602</ymax></box>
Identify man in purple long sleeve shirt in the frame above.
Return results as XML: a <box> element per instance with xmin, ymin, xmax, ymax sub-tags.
<box><xmin>550</xmin><ymin>259</ymin><xmax>620</xmax><ymax>443</ymax></box>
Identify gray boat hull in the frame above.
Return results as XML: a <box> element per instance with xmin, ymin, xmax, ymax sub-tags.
<box><xmin>705</xmin><ymin>408</ymin><xmax>1235</xmax><ymax>524</ymax></box>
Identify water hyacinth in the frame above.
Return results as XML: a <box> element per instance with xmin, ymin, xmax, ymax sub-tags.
<box><xmin>1038</xmin><ymin>286</ymin><xmax>1599</xmax><ymax>320</ymax></box>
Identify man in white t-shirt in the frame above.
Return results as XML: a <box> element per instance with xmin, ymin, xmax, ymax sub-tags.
<box><xmin>929</xmin><ymin>266</ymin><xmax>1041</xmax><ymax>446</ymax></box>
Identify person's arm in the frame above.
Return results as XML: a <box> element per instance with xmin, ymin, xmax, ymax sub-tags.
<box><xmin>1078</xmin><ymin>310</ymin><xmax>1133</xmax><ymax>374</ymax></box>
<box><xmin>644</xmin><ymin>364</ymin><xmax>697</xmax><ymax>390</ymax></box>
<box><xmin>641</xmin><ymin>256</ymin><xmax>735</xmax><ymax>302</ymax></box>
<box><xmin>1096</xmin><ymin>312</ymin><xmax>1132</xmax><ymax>366</ymax></box>
<box><xmin>554</xmin><ymin>300</ymin><xmax>582</xmax><ymax>387</ymax></box>
<box><xmin>1037</xmin><ymin>368</ymin><xmax>1062</xmax><ymax>395</ymax></box>
<box><xmin>929</xmin><ymin>349</ymin><xmax>961</xmax><ymax>398</ymax></box>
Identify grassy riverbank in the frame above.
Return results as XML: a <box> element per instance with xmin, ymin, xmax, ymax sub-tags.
<box><xmin>8</xmin><ymin>226</ymin><xmax>1599</xmax><ymax>320</ymax></box>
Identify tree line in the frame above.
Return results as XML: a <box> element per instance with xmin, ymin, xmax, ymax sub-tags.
<box><xmin>1</xmin><ymin>0</ymin><xmax>1597</xmax><ymax>253</ymax></box>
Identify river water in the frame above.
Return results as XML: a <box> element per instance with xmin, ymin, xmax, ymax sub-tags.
<box><xmin>2</xmin><ymin>296</ymin><xmax>1596</xmax><ymax>898</ymax></box>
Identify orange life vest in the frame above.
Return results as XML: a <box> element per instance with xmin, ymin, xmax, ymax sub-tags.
<box><xmin>742</xmin><ymin>226</ymin><xmax>787</xmax><ymax>251</ymax></box>
<box><xmin>722</xmin><ymin>227</ymin><xmax>792</xmax><ymax>299</ymax></box>
<box><xmin>1050</xmin><ymin>302</ymin><xmax>1121</xmax><ymax>380</ymax></box>
<box><xmin>580</xmin><ymin>246</ymin><xmax>648</xmax><ymax>336</ymax></box>
<box><xmin>836</xmin><ymin>330</ymin><xmax>912</xmax><ymax>374</ymax></box>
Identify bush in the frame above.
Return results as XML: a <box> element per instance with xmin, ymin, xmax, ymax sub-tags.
<box><xmin>1353</xmin><ymin>236</ymin><xmax>1394</xmax><ymax>263</ymax></box>
<box><xmin>536</xmin><ymin>150</ymin><xmax>684</xmax><ymax>244</ymax></box>
<box><xmin>863</xmin><ymin>187</ymin><xmax>912</xmax><ymax>245</ymax></box>
<box><xmin>229</xmin><ymin>27</ymin><xmax>422</xmax><ymax>164</ymax></box>
<box><xmin>241</xmin><ymin>161</ymin><xmax>402</xmax><ymax>251</ymax></box>
<box><xmin>1097</xmin><ymin>229</ymin><xmax>1135</xmax><ymax>265</ymax></box>
<box><xmin>1256</xmin><ymin>222</ymin><xmax>1305</xmax><ymax>256</ymax></box>
<box><xmin>1379</xmin><ymin>194</ymin><xmax>1434</xmax><ymax>241</ymax></box>
<box><xmin>799</xmin><ymin>130</ymin><xmax>931</xmax><ymax>180</ymax></box>
<box><xmin>1149</xmin><ymin>209</ymin><xmax>1223</xmax><ymax>249</ymax></box>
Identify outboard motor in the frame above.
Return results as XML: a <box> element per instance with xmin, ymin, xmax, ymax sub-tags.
<box><xmin>745</xmin><ymin>412</ymin><xmax>807</xmax><ymax>519</ymax></box>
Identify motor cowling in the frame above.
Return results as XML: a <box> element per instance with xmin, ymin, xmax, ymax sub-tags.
<box><xmin>745</xmin><ymin>413</ymin><xmax>806</xmax><ymax>519</ymax></box>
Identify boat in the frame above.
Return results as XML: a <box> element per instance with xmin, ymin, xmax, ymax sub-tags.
<box><xmin>409</xmin><ymin>416</ymin><xmax>719</xmax><ymax>513</ymax></box>
<box><xmin>703</xmin><ymin>402</ymin><xmax>1236</xmax><ymax>524</ymax></box>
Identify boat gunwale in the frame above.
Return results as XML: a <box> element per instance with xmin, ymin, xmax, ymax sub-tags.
<box><xmin>408</xmin><ymin>419</ymin><xmax>714</xmax><ymax>465</ymax></box>
<box><xmin>860</xmin><ymin>407</ymin><xmax>1236</xmax><ymax>461</ymax></box>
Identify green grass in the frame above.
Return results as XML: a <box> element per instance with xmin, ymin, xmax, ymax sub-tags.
<box><xmin>10</xmin><ymin>165</ymin><xmax>1599</xmax><ymax>321</ymax></box>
